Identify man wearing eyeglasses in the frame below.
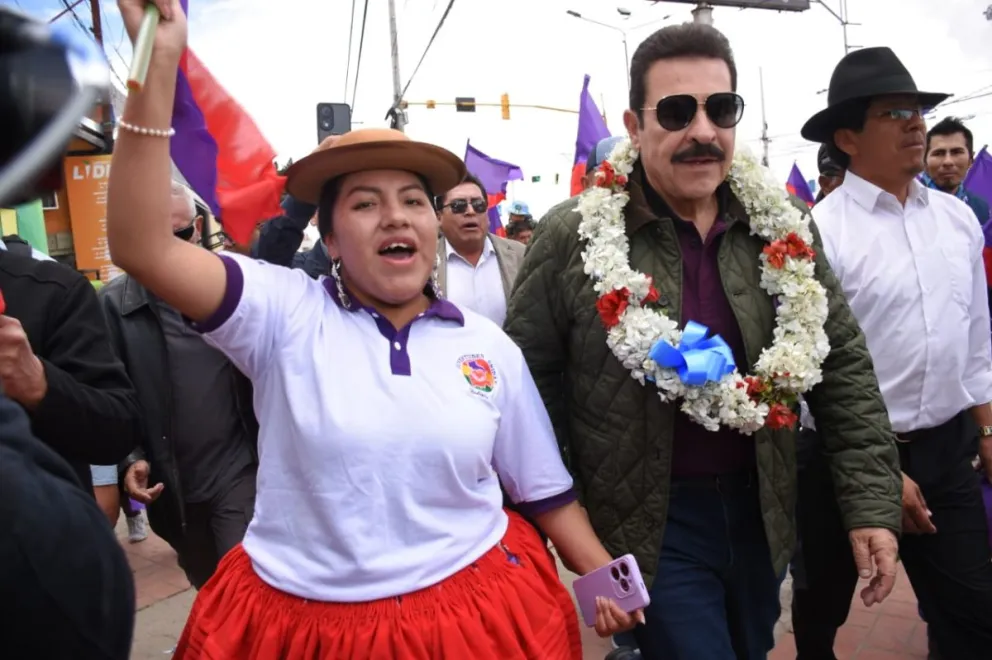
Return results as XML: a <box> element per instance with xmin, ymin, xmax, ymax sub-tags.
<box><xmin>506</xmin><ymin>23</ymin><xmax>902</xmax><ymax>659</ymax></box>
<box><xmin>800</xmin><ymin>48</ymin><xmax>992</xmax><ymax>660</ymax></box>
<box><xmin>435</xmin><ymin>173</ymin><xmax>525</xmax><ymax>327</ymax></box>
<box><xmin>98</xmin><ymin>182</ymin><xmax>259</xmax><ymax>590</ymax></box>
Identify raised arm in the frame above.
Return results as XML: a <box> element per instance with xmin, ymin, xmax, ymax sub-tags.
<box><xmin>107</xmin><ymin>0</ymin><xmax>225</xmax><ymax>322</ymax></box>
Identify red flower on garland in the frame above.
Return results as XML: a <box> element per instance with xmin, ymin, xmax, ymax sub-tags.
<box><xmin>765</xmin><ymin>403</ymin><xmax>798</xmax><ymax>430</ymax></box>
<box><xmin>763</xmin><ymin>232</ymin><xmax>816</xmax><ymax>269</ymax></box>
<box><xmin>762</xmin><ymin>241</ymin><xmax>788</xmax><ymax>269</ymax></box>
<box><xmin>743</xmin><ymin>376</ymin><xmax>769</xmax><ymax>399</ymax></box>
<box><xmin>784</xmin><ymin>232</ymin><xmax>816</xmax><ymax>261</ymax></box>
<box><xmin>643</xmin><ymin>278</ymin><xmax>660</xmax><ymax>304</ymax></box>
<box><xmin>597</xmin><ymin>161</ymin><xmax>617</xmax><ymax>189</ymax></box>
<box><xmin>596</xmin><ymin>288</ymin><xmax>631</xmax><ymax>328</ymax></box>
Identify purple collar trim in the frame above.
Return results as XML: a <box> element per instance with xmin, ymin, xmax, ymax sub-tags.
<box><xmin>321</xmin><ymin>278</ymin><xmax>465</xmax><ymax>326</ymax></box>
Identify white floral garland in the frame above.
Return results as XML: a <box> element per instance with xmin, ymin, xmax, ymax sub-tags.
<box><xmin>576</xmin><ymin>139</ymin><xmax>831</xmax><ymax>433</ymax></box>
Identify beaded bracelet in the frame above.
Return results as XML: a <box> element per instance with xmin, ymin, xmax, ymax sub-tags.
<box><xmin>118</xmin><ymin>119</ymin><xmax>175</xmax><ymax>138</ymax></box>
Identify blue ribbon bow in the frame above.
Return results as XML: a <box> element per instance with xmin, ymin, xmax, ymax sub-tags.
<box><xmin>648</xmin><ymin>321</ymin><xmax>736</xmax><ymax>387</ymax></box>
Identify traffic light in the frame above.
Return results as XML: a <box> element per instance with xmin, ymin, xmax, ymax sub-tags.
<box><xmin>501</xmin><ymin>93</ymin><xmax>510</xmax><ymax>120</ymax></box>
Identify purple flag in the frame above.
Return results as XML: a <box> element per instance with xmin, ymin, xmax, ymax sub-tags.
<box><xmin>464</xmin><ymin>142</ymin><xmax>523</xmax><ymax>235</ymax></box>
<box><xmin>965</xmin><ymin>147</ymin><xmax>992</xmax><ymax>210</ymax></box>
<box><xmin>571</xmin><ymin>75</ymin><xmax>611</xmax><ymax>196</ymax></box>
<box><xmin>964</xmin><ymin>148</ymin><xmax>992</xmax><ymax>248</ymax></box>
<box><xmin>786</xmin><ymin>163</ymin><xmax>815</xmax><ymax>207</ymax></box>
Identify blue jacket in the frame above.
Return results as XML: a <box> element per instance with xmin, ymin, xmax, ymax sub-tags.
<box><xmin>921</xmin><ymin>173</ymin><xmax>990</xmax><ymax>224</ymax></box>
<box><xmin>966</xmin><ymin>192</ymin><xmax>991</xmax><ymax>225</ymax></box>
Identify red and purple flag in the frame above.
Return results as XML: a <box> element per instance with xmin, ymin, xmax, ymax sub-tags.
<box><xmin>963</xmin><ymin>147</ymin><xmax>992</xmax><ymax>285</ymax></box>
<box><xmin>570</xmin><ymin>75</ymin><xmax>611</xmax><ymax>197</ymax></box>
<box><xmin>171</xmin><ymin>1</ymin><xmax>285</xmax><ymax>245</ymax></box>
<box><xmin>786</xmin><ymin>163</ymin><xmax>815</xmax><ymax>208</ymax></box>
<box><xmin>464</xmin><ymin>142</ymin><xmax>523</xmax><ymax>237</ymax></box>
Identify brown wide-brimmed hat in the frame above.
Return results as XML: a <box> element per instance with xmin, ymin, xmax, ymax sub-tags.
<box><xmin>285</xmin><ymin>128</ymin><xmax>466</xmax><ymax>205</ymax></box>
<box><xmin>801</xmin><ymin>47</ymin><xmax>950</xmax><ymax>144</ymax></box>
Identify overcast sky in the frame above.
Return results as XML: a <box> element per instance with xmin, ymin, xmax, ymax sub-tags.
<box><xmin>25</xmin><ymin>0</ymin><xmax>992</xmax><ymax>217</ymax></box>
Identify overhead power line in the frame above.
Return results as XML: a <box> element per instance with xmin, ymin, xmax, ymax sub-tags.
<box><xmin>398</xmin><ymin>0</ymin><xmax>456</xmax><ymax>101</ymax></box>
<box><xmin>343</xmin><ymin>0</ymin><xmax>357</xmax><ymax>102</ymax></box>
<box><xmin>57</xmin><ymin>0</ymin><xmax>127</xmax><ymax>90</ymax></box>
<box><xmin>350</xmin><ymin>0</ymin><xmax>370</xmax><ymax>112</ymax></box>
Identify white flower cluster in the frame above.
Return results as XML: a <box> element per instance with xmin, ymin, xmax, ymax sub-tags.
<box><xmin>576</xmin><ymin>138</ymin><xmax>831</xmax><ymax>434</ymax></box>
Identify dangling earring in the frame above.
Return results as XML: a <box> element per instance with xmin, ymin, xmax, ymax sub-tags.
<box><xmin>330</xmin><ymin>258</ymin><xmax>351</xmax><ymax>309</ymax></box>
<box><xmin>430</xmin><ymin>253</ymin><xmax>443</xmax><ymax>299</ymax></box>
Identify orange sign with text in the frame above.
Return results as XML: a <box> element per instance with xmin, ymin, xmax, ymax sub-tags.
<box><xmin>62</xmin><ymin>155</ymin><xmax>123</xmax><ymax>282</ymax></box>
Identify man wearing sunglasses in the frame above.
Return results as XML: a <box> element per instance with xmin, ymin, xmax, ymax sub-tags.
<box><xmin>800</xmin><ymin>47</ymin><xmax>992</xmax><ymax>660</ymax></box>
<box><xmin>507</xmin><ymin>23</ymin><xmax>902</xmax><ymax>659</ymax></box>
<box><xmin>99</xmin><ymin>182</ymin><xmax>259</xmax><ymax>590</ymax></box>
<box><xmin>435</xmin><ymin>173</ymin><xmax>525</xmax><ymax>327</ymax></box>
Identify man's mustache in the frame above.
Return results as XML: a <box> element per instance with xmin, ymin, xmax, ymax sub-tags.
<box><xmin>672</xmin><ymin>142</ymin><xmax>726</xmax><ymax>163</ymax></box>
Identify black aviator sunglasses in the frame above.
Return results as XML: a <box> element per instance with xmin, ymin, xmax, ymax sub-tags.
<box><xmin>443</xmin><ymin>198</ymin><xmax>488</xmax><ymax>215</ymax></box>
<box><xmin>174</xmin><ymin>221</ymin><xmax>196</xmax><ymax>242</ymax></box>
<box><xmin>646</xmin><ymin>92</ymin><xmax>745</xmax><ymax>132</ymax></box>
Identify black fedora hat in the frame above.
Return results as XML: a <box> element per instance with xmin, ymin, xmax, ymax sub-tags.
<box><xmin>801</xmin><ymin>47</ymin><xmax>951</xmax><ymax>143</ymax></box>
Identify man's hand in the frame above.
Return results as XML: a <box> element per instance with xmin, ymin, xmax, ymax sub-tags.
<box><xmin>848</xmin><ymin>527</ymin><xmax>899</xmax><ymax>606</ymax></box>
<box><xmin>312</xmin><ymin>135</ymin><xmax>341</xmax><ymax>154</ymax></box>
<box><xmin>0</xmin><ymin>316</ymin><xmax>47</xmax><ymax>408</ymax></box>
<box><xmin>979</xmin><ymin>436</ymin><xmax>992</xmax><ymax>483</ymax></box>
<box><xmin>901</xmin><ymin>473</ymin><xmax>936</xmax><ymax>534</ymax></box>
<box><xmin>124</xmin><ymin>460</ymin><xmax>165</xmax><ymax>504</ymax></box>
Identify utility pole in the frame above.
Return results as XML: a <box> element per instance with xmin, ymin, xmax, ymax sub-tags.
<box><xmin>814</xmin><ymin>0</ymin><xmax>859</xmax><ymax>54</ymax></box>
<box><xmin>759</xmin><ymin>67</ymin><xmax>770</xmax><ymax>167</ymax></box>
<box><xmin>692</xmin><ymin>3</ymin><xmax>714</xmax><ymax>25</ymax></box>
<box><xmin>386</xmin><ymin>0</ymin><xmax>407</xmax><ymax>132</ymax></box>
<box><xmin>88</xmin><ymin>0</ymin><xmax>115</xmax><ymax>148</ymax></box>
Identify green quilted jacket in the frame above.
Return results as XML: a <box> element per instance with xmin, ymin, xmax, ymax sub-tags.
<box><xmin>504</xmin><ymin>165</ymin><xmax>902</xmax><ymax>586</ymax></box>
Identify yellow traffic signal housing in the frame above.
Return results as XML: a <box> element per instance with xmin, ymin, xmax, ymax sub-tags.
<box><xmin>501</xmin><ymin>93</ymin><xmax>510</xmax><ymax>120</ymax></box>
<box><xmin>426</xmin><ymin>100</ymin><xmax>436</xmax><ymax>109</ymax></box>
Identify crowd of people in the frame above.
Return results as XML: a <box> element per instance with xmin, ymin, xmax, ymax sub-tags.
<box><xmin>2</xmin><ymin>0</ymin><xmax>991</xmax><ymax>658</ymax></box>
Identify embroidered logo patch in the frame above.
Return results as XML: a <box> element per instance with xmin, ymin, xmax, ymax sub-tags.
<box><xmin>457</xmin><ymin>354</ymin><xmax>497</xmax><ymax>394</ymax></box>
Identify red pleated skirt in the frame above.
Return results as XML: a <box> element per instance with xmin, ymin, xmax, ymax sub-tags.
<box><xmin>173</xmin><ymin>511</ymin><xmax>582</xmax><ymax>659</ymax></box>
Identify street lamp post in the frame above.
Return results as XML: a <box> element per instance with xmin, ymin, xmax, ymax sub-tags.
<box><xmin>565</xmin><ymin>10</ymin><xmax>671</xmax><ymax>96</ymax></box>
<box><xmin>566</xmin><ymin>10</ymin><xmax>630</xmax><ymax>94</ymax></box>
<box><xmin>812</xmin><ymin>0</ymin><xmax>860</xmax><ymax>54</ymax></box>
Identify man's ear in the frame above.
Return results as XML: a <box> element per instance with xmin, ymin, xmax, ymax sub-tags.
<box><xmin>623</xmin><ymin>109</ymin><xmax>641</xmax><ymax>150</ymax></box>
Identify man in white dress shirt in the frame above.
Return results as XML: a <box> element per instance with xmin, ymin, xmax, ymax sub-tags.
<box><xmin>800</xmin><ymin>47</ymin><xmax>992</xmax><ymax>660</ymax></box>
<box><xmin>435</xmin><ymin>173</ymin><xmax>525</xmax><ymax>327</ymax></box>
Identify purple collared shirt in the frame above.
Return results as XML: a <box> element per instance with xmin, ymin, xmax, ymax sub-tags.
<box><xmin>642</xmin><ymin>187</ymin><xmax>756</xmax><ymax>478</ymax></box>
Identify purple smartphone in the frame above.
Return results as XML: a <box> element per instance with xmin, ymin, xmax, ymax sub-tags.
<box><xmin>572</xmin><ymin>554</ymin><xmax>651</xmax><ymax>627</ymax></box>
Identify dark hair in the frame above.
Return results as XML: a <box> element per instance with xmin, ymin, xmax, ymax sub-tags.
<box><xmin>926</xmin><ymin>116</ymin><xmax>974</xmax><ymax>159</ymax></box>
<box><xmin>824</xmin><ymin>98</ymin><xmax>871</xmax><ymax>170</ymax></box>
<box><xmin>317</xmin><ymin>173</ymin><xmax>434</xmax><ymax>239</ymax></box>
<box><xmin>437</xmin><ymin>172</ymin><xmax>487</xmax><ymax>208</ymax></box>
<box><xmin>506</xmin><ymin>218</ymin><xmax>535</xmax><ymax>237</ymax></box>
<box><xmin>629</xmin><ymin>23</ymin><xmax>737</xmax><ymax>122</ymax></box>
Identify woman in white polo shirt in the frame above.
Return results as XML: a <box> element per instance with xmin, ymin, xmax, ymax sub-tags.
<box><xmin>107</xmin><ymin>5</ymin><xmax>638</xmax><ymax>657</ymax></box>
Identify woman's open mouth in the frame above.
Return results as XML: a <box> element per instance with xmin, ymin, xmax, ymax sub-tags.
<box><xmin>378</xmin><ymin>241</ymin><xmax>418</xmax><ymax>264</ymax></box>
